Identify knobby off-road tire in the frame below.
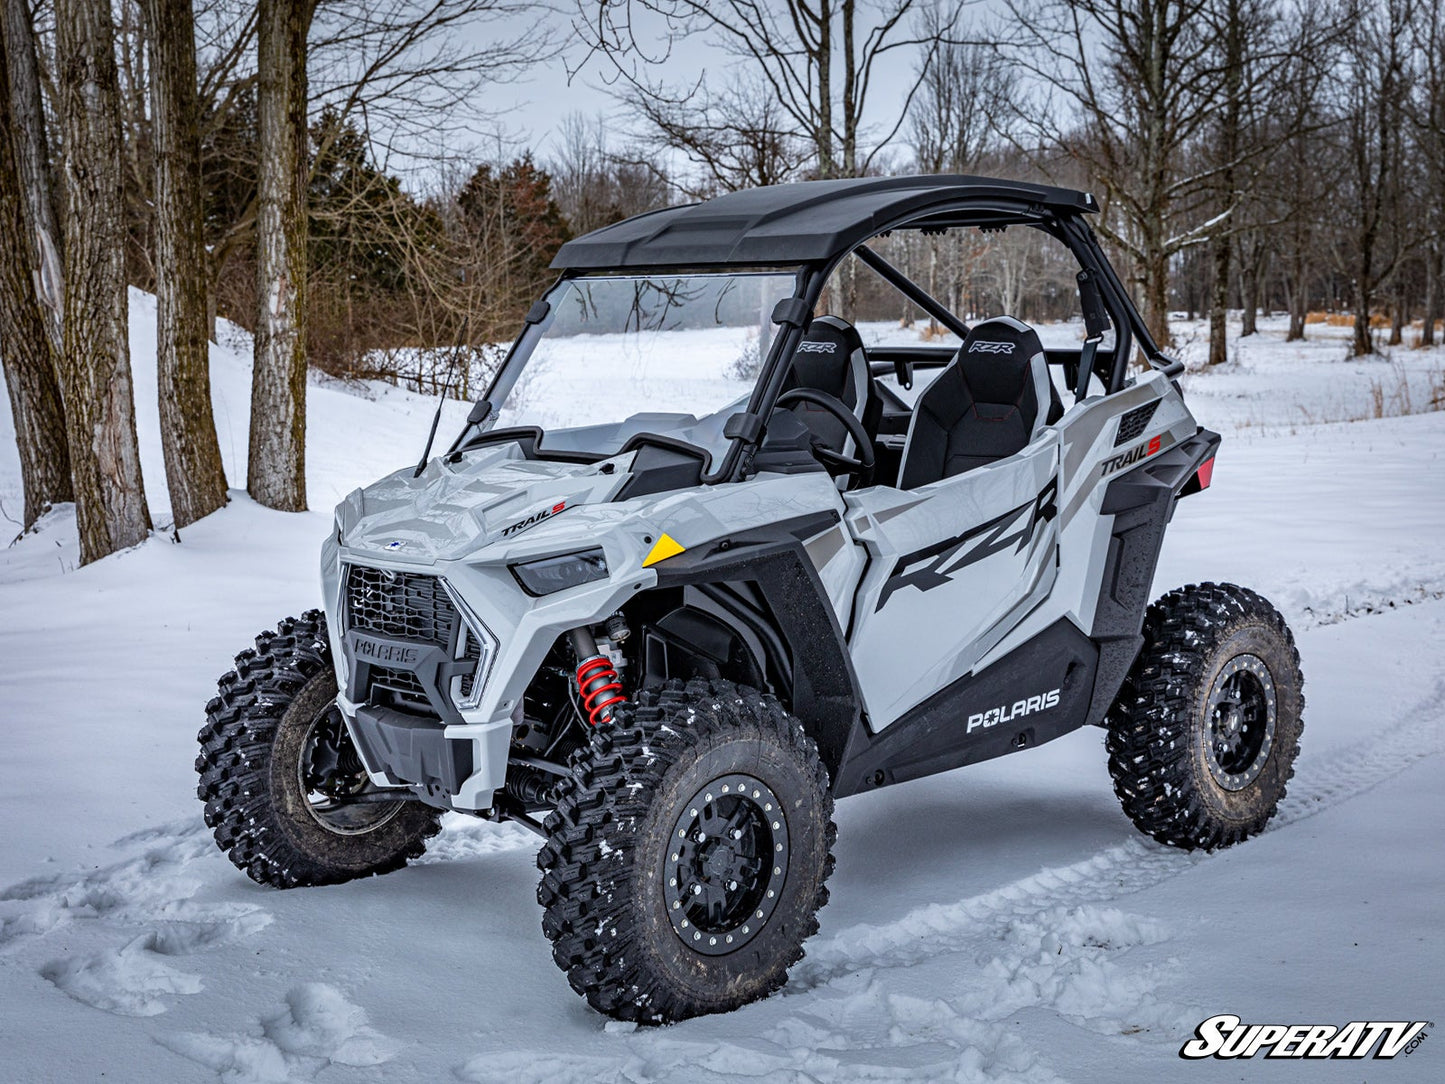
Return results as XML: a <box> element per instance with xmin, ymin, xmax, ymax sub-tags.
<box><xmin>197</xmin><ymin>610</ymin><xmax>441</xmax><ymax>888</ymax></box>
<box><xmin>1107</xmin><ymin>583</ymin><xmax>1304</xmax><ymax>851</ymax></box>
<box><xmin>538</xmin><ymin>680</ymin><xmax>836</xmax><ymax>1024</ymax></box>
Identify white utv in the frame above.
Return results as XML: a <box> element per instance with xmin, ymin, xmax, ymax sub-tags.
<box><xmin>198</xmin><ymin>175</ymin><xmax>1303</xmax><ymax>1024</ymax></box>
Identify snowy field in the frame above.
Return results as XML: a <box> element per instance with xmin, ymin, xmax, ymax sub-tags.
<box><xmin>1</xmin><ymin>297</ymin><xmax>1442</xmax><ymax>1082</ymax></box>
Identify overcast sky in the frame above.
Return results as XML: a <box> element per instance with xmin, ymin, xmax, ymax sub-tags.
<box><xmin>454</xmin><ymin>2</ymin><xmax>938</xmax><ymax>170</ymax></box>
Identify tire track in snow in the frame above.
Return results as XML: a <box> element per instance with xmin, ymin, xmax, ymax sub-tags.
<box><xmin>792</xmin><ymin>678</ymin><xmax>1445</xmax><ymax>991</ymax></box>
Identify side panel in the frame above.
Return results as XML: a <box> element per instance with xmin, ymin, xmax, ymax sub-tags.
<box><xmin>968</xmin><ymin>372</ymin><xmax>1197</xmax><ymax>674</ymax></box>
<box><xmin>842</xmin><ymin>430</ymin><xmax>1061</xmax><ymax>729</ymax></box>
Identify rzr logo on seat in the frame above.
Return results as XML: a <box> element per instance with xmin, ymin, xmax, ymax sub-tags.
<box><xmin>796</xmin><ymin>340</ymin><xmax>838</xmax><ymax>354</ymax></box>
<box><xmin>968</xmin><ymin>340</ymin><xmax>1015</xmax><ymax>354</ymax></box>
<box><xmin>967</xmin><ymin>688</ymin><xmax>1060</xmax><ymax>733</ymax></box>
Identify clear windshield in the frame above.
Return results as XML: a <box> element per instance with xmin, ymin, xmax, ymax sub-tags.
<box><xmin>487</xmin><ymin>272</ymin><xmax>800</xmax><ymax>462</ymax></box>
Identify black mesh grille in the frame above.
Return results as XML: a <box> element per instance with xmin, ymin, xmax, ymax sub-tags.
<box><xmin>345</xmin><ymin>565</ymin><xmax>460</xmax><ymax>649</ymax></box>
<box><xmin>1115</xmin><ymin>400</ymin><xmax>1160</xmax><ymax>446</ymax></box>
<box><xmin>371</xmin><ymin>666</ymin><xmax>428</xmax><ymax>699</ymax></box>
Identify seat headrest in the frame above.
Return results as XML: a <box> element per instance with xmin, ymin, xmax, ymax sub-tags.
<box><xmin>956</xmin><ymin>316</ymin><xmax>1047</xmax><ymax>402</ymax></box>
<box><xmin>789</xmin><ymin>315</ymin><xmax>864</xmax><ymax>392</ymax></box>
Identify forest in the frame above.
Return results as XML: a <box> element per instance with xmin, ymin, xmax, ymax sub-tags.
<box><xmin>3</xmin><ymin>0</ymin><xmax>1444</xmax><ymax>564</ymax></box>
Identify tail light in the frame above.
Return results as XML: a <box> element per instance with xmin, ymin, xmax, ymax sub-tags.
<box><xmin>1181</xmin><ymin>456</ymin><xmax>1215</xmax><ymax>497</ymax></box>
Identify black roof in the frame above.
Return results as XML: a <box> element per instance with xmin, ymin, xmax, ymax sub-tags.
<box><xmin>551</xmin><ymin>174</ymin><xmax>1098</xmax><ymax>271</ymax></box>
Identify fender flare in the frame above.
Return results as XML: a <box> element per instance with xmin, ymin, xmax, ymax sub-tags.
<box><xmin>649</xmin><ymin>510</ymin><xmax>865</xmax><ymax>779</ymax></box>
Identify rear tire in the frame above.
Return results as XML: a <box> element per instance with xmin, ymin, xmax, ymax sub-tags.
<box><xmin>537</xmin><ymin>680</ymin><xmax>835</xmax><ymax>1024</ymax></box>
<box><xmin>1106</xmin><ymin>583</ymin><xmax>1304</xmax><ymax>851</ymax></box>
<box><xmin>197</xmin><ymin>611</ymin><xmax>441</xmax><ymax>888</ymax></box>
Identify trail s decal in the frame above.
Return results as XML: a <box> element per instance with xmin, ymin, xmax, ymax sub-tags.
<box><xmin>501</xmin><ymin>501</ymin><xmax>567</xmax><ymax>538</ymax></box>
<box><xmin>1100</xmin><ymin>435</ymin><xmax>1162</xmax><ymax>477</ymax></box>
<box><xmin>1180</xmin><ymin>1016</ymin><xmax>1430</xmax><ymax>1060</ymax></box>
<box><xmin>966</xmin><ymin>688</ymin><xmax>1060</xmax><ymax>733</ymax></box>
<box><xmin>874</xmin><ymin>478</ymin><xmax>1058</xmax><ymax>612</ymax></box>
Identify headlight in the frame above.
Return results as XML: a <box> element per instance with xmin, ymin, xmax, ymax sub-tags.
<box><xmin>510</xmin><ymin>548</ymin><xmax>609</xmax><ymax>596</ymax></box>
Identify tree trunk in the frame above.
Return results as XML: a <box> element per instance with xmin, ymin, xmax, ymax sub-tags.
<box><xmin>1240</xmin><ymin>241</ymin><xmax>1259</xmax><ymax>337</ymax></box>
<box><xmin>2</xmin><ymin>0</ymin><xmax>63</xmax><ymax>353</ymax></box>
<box><xmin>0</xmin><ymin>38</ymin><xmax>72</xmax><ymax>529</ymax></box>
<box><xmin>1207</xmin><ymin>234</ymin><xmax>1230</xmax><ymax>365</ymax></box>
<box><xmin>249</xmin><ymin>0</ymin><xmax>311</xmax><ymax>511</ymax></box>
<box><xmin>1141</xmin><ymin>237</ymin><xmax>1171</xmax><ymax>352</ymax></box>
<box><xmin>1352</xmin><ymin>273</ymin><xmax>1373</xmax><ymax>358</ymax></box>
<box><xmin>145</xmin><ymin>0</ymin><xmax>228</xmax><ymax>527</ymax></box>
<box><xmin>1423</xmin><ymin>241</ymin><xmax>1440</xmax><ymax>348</ymax></box>
<box><xmin>1286</xmin><ymin>247</ymin><xmax>1307</xmax><ymax>342</ymax></box>
<box><xmin>54</xmin><ymin>0</ymin><xmax>152</xmax><ymax>562</ymax></box>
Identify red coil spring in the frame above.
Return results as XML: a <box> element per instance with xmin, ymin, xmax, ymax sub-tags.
<box><xmin>576</xmin><ymin>655</ymin><xmax>626</xmax><ymax>726</ymax></box>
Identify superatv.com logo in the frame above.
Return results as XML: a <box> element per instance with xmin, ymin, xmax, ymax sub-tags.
<box><xmin>1180</xmin><ymin>1015</ymin><xmax>1431</xmax><ymax>1060</ymax></box>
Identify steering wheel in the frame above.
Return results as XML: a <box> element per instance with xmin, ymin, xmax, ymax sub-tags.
<box><xmin>776</xmin><ymin>388</ymin><xmax>876</xmax><ymax>487</ymax></box>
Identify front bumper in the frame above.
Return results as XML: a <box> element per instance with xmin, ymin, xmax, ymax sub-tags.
<box><xmin>349</xmin><ymin>704</ymin><xmax>474</xmax><ymax>802</ymax></box>
<box><xmin>320</xmin><ymin>537</ymin><xmax>653</xmax><ymax>813</ymax></box>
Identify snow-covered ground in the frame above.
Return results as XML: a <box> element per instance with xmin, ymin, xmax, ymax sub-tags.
<box><xmin>1</xmin><ymin>302</ymin><xmax>1442</xmax><ymax>1082</ymax></box>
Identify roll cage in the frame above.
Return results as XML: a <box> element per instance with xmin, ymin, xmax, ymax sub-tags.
<box><xmin>467</xmin><ymin>176</ymin><xmax>1185</xmax><ymax>486</ymax></box>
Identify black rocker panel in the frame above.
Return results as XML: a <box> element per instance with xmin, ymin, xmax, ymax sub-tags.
<box><xmin>831</xmin><ymin>619</ymin><xmax>1099</xmax><ymax>798</ymax></box>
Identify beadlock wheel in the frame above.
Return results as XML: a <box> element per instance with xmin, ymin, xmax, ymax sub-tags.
<box><xmin>537</xmin><ymin>680</ymin><xmax>835</xmax><ymax>1024</ymax></box>
<box><xmin>1106</xmin><ymin>583</ymin><xmax>1304</xmax><ymax>852</ymax></box>
<box><xmin>664</xmin><ymin>773</ymin><xmax>790</xmax><ymax>956</ymax></box>
<box><xmin>1203</xmin><ymin>654</ymin><xmax>1277</xmax><ymax>791</ymax></box>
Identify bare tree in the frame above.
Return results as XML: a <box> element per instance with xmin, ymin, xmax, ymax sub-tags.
<box><xmin>1409</xmin><ymin>0</ymin><xmax>1445</xmax><ymax>347</ymax></box>
<box><xmin>906</xmin><ymin>20</ymin><xmax>1017</xmax><ymax>333</ymax></box>
<box><xmin>54</xmin><ymin>0</ymin><xmax>153</xmax><ymax>561</ymax></box>
<box><xmin>576</xmin><ymin>0</ymin><xmax>965</xmax><ymax>181</ymax></box>
<box><xmin>908</xmin><ymin>12</ymin><xmax>1013</xmax><ymax>175</ymax></box>
<box><xmin>3</xmin><ymin>0</ymin><xmax>63</xmax><ymax>352</ymax></box>
<box><xmin>249</xmin><ymin>0</ymin><xmax>312</xmax><ymax>511</ymax></box>
<box><xmin>1005</xmin><ymin>0</ymin><xmax>1222</xmax><ymax>348</ymax></box>
<box><xmin>549</xmin><ymin>112</ymin><xmax>671</xmax><ymax>230</ymax></box>
<box><xmin>1268</xmin><ymin>9</ymin><xmax>1339</xmax><ymax>342</ymax></box>
<box><xmin>1335</xmin><ymin>0</ymin><xmax>1412</xmax><ymax>357</ymax></box>
<box><xmin>620</xmin><ymin>72</ymin><xmax>813</xmax><ymax>194</ymax></box>
<box><xmin>146</xmin><ymin>0</ymin><xmax>230</xmax><ymax>526</ymax></box>
<box><xmin>0</xmin><ymin>27</ymin><xmax>71</xmax><ymax>530</ymax></box>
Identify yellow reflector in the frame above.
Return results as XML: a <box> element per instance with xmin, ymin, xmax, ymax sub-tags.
<box><xmin>642</xmin><ymin>533</ymin><xmax>686</xmax><ymax>567</ymax></box>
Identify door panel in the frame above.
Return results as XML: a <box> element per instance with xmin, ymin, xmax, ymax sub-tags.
<box><xmin>843</xmin><ymin>432</ymin><xmax>1060</xmax><ymax>729</ymax></box>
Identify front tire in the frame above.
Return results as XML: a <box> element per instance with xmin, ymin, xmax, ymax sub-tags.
<box><xmin>1106</xmin><ymin>583</ymin><xmax>1304</xmax><ymax>851</ymax></box>
<box><xmin>197</xmin><ymin>611</ymin><xmax>441</xmax><ymax>888</ymax></box>
<box><xmin>537</xmin><ymin>680</ymin><xmax>835</xmax><ymax>1024</ymax></box>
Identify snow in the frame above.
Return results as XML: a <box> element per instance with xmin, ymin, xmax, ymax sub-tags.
<box><xmin>1</xmin><ymin>302</ymin><xmax>1443</xmax><ymax>1081</ymax></box>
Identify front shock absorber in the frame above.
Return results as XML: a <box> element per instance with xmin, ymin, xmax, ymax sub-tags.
<box><xmin>569</xmin><ymin>626</ymin><xmax>627</xmax><ymax>726</ymax></box>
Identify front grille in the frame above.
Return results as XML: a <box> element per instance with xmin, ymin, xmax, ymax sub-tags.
<box><xmin>344</xmin><ymin>564</ymin><xmax>489</xmax><ymax>712</ymax></box>
<box><xmin>345</xmin><ymin>565</ymin><xmax>460</xmax><ymax>649</ymax></box>
<box><xmin>370</xmin><ymin>666</ymin><xmax>427</xmax><ymax>697</ymax></box>
<box><xmin>1115</xmin><ymin>400</ymin><xmax>1160</xmax><ymax>446</ymax></box>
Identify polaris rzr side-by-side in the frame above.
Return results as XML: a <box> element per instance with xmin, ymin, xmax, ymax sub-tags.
<box><xmin>197</xmin><ymin>175</ymin><xmax>1303</xmax><ymax>1024</ymax></box>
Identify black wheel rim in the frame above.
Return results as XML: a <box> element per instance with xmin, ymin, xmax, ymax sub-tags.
<box><xmin>664</xmin><ymin>774</ymin><xmax>789</xmax><ymax>956</ymax></box>
<box><xmin>1204</xmin><ymin>654</ymin><xmax>1277</xmax><ymax>791</ymax></box>
<box><xmin>298</xmin><ymin>701</ymin><xmax>406</xmax><ymax>835</ymax></box>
